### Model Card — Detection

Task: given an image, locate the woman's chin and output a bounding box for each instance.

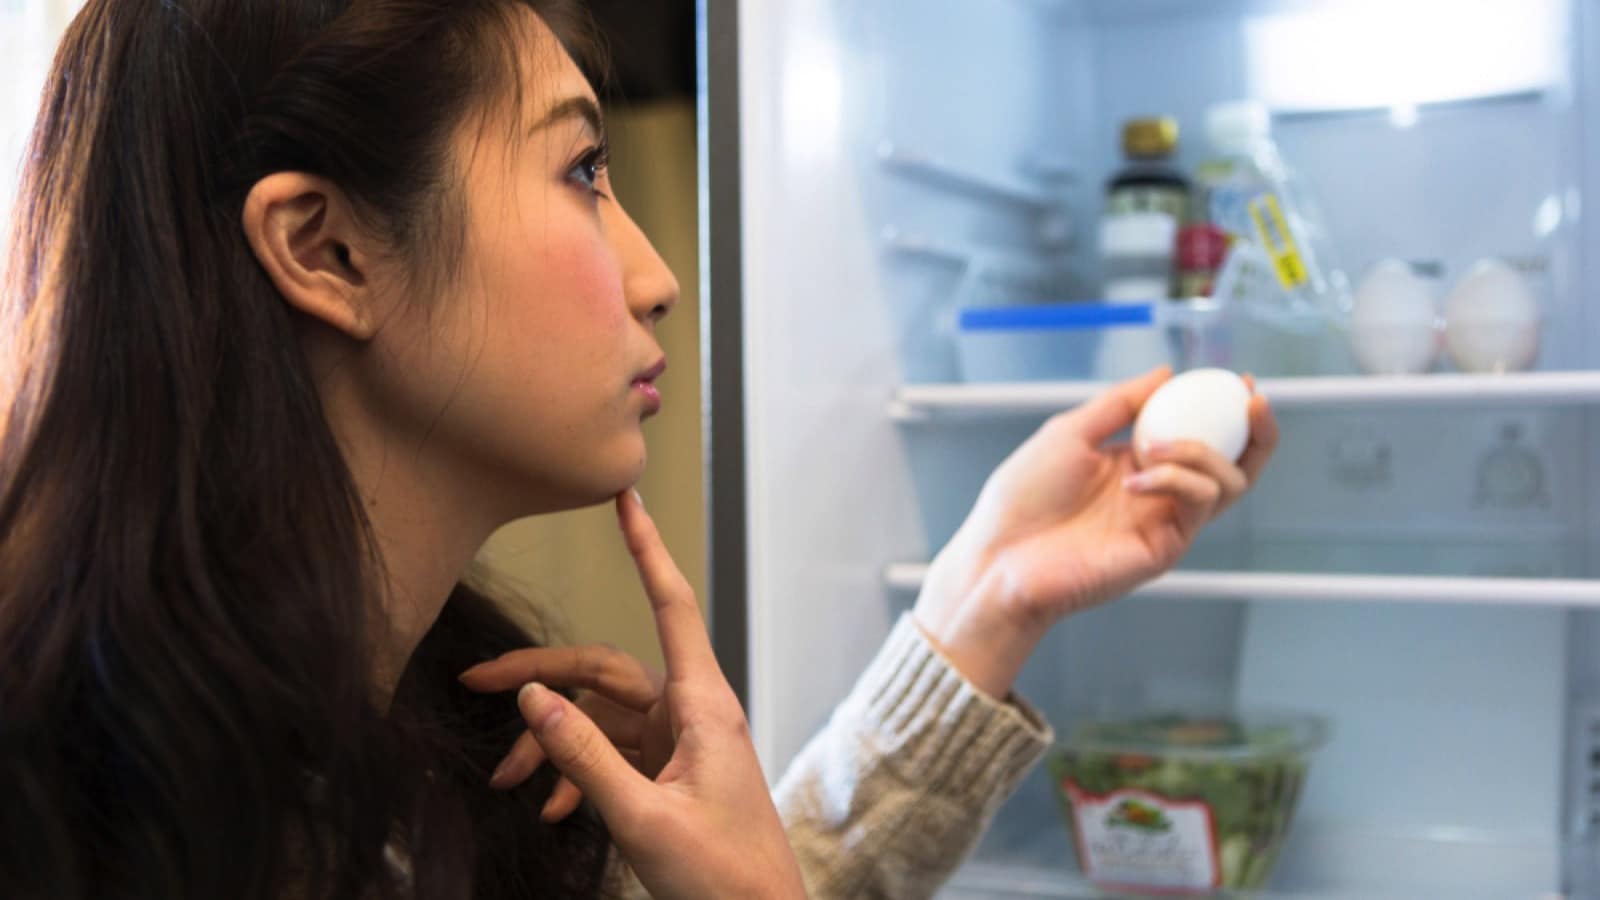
[488,432,650,517]
[605,444,648,496]
[545,456,647,514]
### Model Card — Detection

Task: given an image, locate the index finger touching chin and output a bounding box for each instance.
[615,491,722,687]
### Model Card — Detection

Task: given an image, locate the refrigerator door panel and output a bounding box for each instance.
[737,0,1091,771]
[738,0,924,770]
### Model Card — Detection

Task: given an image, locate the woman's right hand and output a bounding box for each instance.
[509,490,807,900]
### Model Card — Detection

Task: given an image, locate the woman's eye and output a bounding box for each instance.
[568,144,610,197]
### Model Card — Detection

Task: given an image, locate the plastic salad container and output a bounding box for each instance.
[955,301,1231,383]
[1049,712,1327,896]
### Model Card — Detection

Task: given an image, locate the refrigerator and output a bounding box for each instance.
[700,0,1600,896]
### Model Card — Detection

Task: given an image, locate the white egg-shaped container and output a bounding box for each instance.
[1349,260,1440,375]
[1444,259,1541,374]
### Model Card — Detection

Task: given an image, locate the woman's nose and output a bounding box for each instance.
[617,205,679,325]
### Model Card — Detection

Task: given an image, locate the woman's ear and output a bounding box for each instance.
[242,173,382,341]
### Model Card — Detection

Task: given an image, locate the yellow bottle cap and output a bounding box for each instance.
[1123,117,1180,159]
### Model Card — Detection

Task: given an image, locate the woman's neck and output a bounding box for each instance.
[361,471,491,708]
[315,374,501,709]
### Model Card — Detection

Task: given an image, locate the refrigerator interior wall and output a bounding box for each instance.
[740,0,1599,893]
[1004,0,1587,893]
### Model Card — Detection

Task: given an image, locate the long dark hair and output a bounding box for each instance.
[0,1,615,897]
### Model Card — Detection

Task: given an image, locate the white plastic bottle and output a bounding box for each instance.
[1094,213,1177,380]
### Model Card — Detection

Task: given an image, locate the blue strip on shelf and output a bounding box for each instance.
[958,303,1156,332]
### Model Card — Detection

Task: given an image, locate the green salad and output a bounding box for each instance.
[1050,713,1325,895]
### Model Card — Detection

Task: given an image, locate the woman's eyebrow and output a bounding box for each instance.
[530,95,605,137]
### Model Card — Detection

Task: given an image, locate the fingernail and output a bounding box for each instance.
[489,756,515,790]
[631,489,644,508]
[519,683,563,732]
[1124,472,1153,492]
[1143,440,1173,458]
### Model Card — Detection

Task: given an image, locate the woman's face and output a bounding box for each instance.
[363,13,679,518]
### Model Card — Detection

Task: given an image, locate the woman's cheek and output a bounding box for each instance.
[573,228,628,324]
[530,222,627,323]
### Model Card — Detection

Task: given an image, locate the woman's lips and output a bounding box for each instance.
[634,380,662,413]
[634,358,666,414]
[636,359,667,382]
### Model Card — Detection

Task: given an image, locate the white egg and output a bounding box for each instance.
[1444,259,1541,374]
[1134,368,1253,465]
[1348,260,1439,375]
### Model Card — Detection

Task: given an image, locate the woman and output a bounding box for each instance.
[0,1,1277,898]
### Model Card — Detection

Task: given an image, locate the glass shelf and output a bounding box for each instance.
[943,819,1569,899]
[942,865,1537,900]
[886,535,1600,608]
[889,565,1600,609]
[1181,534,1595,581]
[890,372,1600,422]
[943,856,1563,900]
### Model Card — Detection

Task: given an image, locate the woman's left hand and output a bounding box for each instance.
[914,367,1279,699]
[459,643,674,822]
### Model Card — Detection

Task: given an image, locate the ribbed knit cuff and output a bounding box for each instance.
[840,614,1053,798]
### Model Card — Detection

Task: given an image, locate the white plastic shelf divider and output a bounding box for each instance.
[885,563,1600,608]
[878,140,1064,210]
[890,371,1600,422]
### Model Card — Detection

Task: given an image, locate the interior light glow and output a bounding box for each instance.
[1245,0,1568,113]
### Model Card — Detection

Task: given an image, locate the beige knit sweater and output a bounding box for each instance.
[622,614,1054,899]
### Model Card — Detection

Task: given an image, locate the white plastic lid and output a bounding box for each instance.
[1060,712,1329,760]
[1206,100,1272,156]
[1100,212,1178,258]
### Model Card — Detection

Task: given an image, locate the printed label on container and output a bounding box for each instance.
[1247,193,1309,291]
[1065,782,1220,893]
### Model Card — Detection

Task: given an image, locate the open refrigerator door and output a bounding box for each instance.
[708,0,1600,895]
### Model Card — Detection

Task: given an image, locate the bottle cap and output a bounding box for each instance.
[1122,117,1180,160]
[1206,100,1272,156]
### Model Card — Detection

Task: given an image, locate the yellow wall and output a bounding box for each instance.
[478,100,704,669]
